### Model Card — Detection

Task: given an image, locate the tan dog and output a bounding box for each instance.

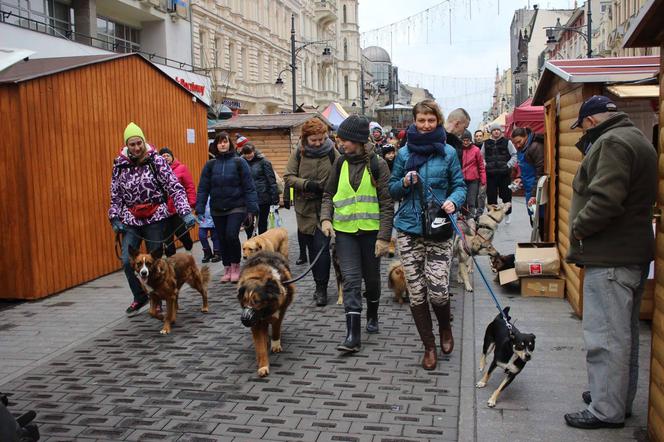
[242,227,289,260]
[387,261,409,304]
[129,250,210,334]
[238,251,295,377]
[453,203,510,292]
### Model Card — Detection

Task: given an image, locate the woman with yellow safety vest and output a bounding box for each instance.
[321,115,394,353]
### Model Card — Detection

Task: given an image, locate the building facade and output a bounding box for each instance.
[191,0,362,114]
[0,0,212,103]
[604,0,659,57]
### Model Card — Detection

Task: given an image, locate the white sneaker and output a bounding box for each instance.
[505,214,511,224]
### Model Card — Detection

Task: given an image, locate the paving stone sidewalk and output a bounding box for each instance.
[0,209,462,441]
[0,204,652,441]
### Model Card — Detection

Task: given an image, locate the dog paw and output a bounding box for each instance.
[201,307,209,313]
[160,328,170,335]
[336,298,343,305]
[465,286,473,292]
[271,339,282,353]
[257,366,269,377]
[475,381,486,388]
[487,399,496,408]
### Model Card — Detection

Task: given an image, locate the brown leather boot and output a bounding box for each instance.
[432,302,454,354]
[410,303,437,370]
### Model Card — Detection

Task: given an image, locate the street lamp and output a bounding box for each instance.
[544,1,593,58]
[273,13,332,112]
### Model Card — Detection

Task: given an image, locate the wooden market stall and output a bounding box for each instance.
[623,1,664,439]
[0,53,209,300]
[532,55,660,319]
[208,113,333,179]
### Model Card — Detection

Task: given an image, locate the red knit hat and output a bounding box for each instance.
[397,130,406,140]
[236,134,249,148]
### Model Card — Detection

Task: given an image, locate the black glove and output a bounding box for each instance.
[304,180,323,194]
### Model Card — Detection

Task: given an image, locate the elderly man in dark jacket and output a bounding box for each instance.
[564,96,657,430]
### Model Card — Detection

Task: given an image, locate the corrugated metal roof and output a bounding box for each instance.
[0,53,129,83]
[544,56,660,83]
[532,55,660,105]
[209,113,332,130]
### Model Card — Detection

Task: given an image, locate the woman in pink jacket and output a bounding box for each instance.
[160,147,197,256]
[461,131,486,219]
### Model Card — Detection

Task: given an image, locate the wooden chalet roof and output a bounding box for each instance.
[532,55,660,105]
[210,113,332,130]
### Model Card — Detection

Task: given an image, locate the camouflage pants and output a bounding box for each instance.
[396,231,453,307]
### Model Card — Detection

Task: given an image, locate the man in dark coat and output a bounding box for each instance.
[444,108,470,165]
[564,96,657,430]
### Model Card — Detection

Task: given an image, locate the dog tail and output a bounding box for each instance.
[200,265,211,289]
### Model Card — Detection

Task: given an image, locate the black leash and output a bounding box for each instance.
[413,173,513,331]
[282,235,332,285]
[113,221,194,261]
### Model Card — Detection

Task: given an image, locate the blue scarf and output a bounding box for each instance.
[404,124,447,171]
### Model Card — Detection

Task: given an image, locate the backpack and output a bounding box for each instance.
[335,153,382,186]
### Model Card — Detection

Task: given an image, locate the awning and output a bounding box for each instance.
[505,98,545,137]
[606,84,660,98]
[321,102,349,130]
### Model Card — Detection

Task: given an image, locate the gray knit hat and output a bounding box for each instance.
[337,115,370,143]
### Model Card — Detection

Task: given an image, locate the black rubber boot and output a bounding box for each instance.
[366,300,379,334]
[202,249,213,263]
[314,282,328,306]
[337,313,361,352]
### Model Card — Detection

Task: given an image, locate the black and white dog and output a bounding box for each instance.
[476,307,536,407]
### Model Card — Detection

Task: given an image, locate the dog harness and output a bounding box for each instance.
[332,160,380,233]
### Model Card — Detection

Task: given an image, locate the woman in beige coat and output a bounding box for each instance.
[283,117,340,306]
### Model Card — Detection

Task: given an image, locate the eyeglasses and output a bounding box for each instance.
[128,140,143,147]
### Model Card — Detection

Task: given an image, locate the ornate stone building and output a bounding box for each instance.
[191,0,361,114]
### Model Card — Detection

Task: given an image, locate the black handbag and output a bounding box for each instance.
[418,183,453,241]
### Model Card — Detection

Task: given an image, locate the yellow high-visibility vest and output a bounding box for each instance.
[332,160,380,233]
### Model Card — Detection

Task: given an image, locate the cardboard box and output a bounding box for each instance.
[521,277,565,298]
[498,268,519,285]
[515,242,560,277]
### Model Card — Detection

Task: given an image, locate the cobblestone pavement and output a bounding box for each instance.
[0,209,462,441]
[0,203,652,441]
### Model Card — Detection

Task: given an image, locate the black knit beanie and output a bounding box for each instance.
[159,147,174,157]
[337,115,370,144]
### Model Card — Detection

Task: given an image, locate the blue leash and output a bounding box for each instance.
[413,175,513,330]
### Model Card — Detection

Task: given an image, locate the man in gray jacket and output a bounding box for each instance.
[564,96,657,429]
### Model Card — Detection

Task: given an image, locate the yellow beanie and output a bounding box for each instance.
[124,122,145,144]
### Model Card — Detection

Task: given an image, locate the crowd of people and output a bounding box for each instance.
[108,95,655,430]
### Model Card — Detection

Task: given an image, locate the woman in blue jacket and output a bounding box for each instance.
[197,132,258,283]
[389,100,466,371]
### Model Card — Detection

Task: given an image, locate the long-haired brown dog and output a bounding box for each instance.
[237,251,295,377]
[129,248,210,334]
[387,261,409,304]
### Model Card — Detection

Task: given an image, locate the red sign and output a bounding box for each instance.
[529,263,543,276]
[175,76,205,95]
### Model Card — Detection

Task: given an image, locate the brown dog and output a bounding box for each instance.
[387,261,409,304]
[242,227,289,260]
[237,251,295,377]
[129,249,210,334]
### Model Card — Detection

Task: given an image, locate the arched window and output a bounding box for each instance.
[343,38,348,61]
[343,4,347,23]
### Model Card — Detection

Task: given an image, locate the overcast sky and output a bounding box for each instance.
[358,0,575,129]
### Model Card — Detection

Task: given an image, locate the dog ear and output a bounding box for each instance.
[237,286,246,303]
[128,245,139,259]
[264,278,280,295]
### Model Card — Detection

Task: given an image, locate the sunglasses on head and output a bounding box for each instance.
[128,140,143,147]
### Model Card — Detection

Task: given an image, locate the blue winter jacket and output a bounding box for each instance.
[196,153,259,216]
[389,144,466,236]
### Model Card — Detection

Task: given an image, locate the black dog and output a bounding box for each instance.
[475,307,536,407]
[489,252,515,274]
